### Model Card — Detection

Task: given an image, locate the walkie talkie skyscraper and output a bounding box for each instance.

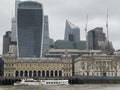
[16,1,44,58]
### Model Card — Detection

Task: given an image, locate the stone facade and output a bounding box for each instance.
[75,55,120,77]
[3,54,72,78]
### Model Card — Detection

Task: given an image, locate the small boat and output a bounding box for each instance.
[14,78,40,86]
[40,80,69,85]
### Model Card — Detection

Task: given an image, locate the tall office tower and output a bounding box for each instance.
[16,1,44,58]
[11,18,17,42]
[42,15,49,56]
[0,58,4,76]
[3,31,11,54]
[11,16,50,56]
[64,20,80,42]
[88,27,106,50]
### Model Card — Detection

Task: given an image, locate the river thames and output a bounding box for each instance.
[0,84,120,90]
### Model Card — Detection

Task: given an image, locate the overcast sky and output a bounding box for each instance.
[0,0,120,54]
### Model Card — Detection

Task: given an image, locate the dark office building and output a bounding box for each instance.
[88,27,106,50]
[16,1,44,58]
[3,31,11,54]
[0,58,4,77]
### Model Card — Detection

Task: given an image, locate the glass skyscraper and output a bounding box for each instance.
[88,27,106,50]
[42,15,49,56]
[64,20,80,42]
[16,1,44,58]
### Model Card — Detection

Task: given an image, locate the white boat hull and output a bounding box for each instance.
[14,79,69,86]
[40,80,69,85]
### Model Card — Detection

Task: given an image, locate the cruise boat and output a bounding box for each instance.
[14,78,40,86]
[14,78,69,86]
[40,80,69,85]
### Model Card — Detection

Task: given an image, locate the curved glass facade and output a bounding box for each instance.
[17,1,43,57]
[64,20,80,42]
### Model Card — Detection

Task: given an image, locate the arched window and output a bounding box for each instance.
[38,71,41,77]
[50,70,53,77]
[46,70,49,77]
[25,71,28,77]
[87,72,89,76]
[20,71,23,77]
[33,71,36,77]
[42,70,45,77]
[55,70,58,77]
[59,70,62,77]
[16,71,19,77]
[29,71,32,77]
[83,73,84,76]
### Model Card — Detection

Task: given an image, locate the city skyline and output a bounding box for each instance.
[0,0,120,54]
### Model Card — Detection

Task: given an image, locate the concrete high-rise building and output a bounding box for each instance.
[98,40,114,54]
[64,20,80,42]
[88,27,106,50]
[16,1,44,58]
[3,31,11,54]
[42,15,49,56]
[9,41,17,55]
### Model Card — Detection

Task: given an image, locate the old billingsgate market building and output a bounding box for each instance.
[3,54,72,78]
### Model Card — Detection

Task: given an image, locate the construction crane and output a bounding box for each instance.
[85,14,88,50]
[106,8,109,41]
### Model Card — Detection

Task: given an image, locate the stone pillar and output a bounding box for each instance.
[28,70,29,78]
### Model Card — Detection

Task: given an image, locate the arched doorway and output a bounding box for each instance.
[55,70,58,77]
[38,71,41,77]
[20,71,23,77]
[25,71,28,77]
[46,70,49,77]
[50,70,53,77]
[42,70,45,77]
[59,70,62,77]
[15,71,19,77]
[33,71,36,77]
[29,71,32,77]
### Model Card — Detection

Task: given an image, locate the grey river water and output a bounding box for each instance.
[0,85,120,90]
